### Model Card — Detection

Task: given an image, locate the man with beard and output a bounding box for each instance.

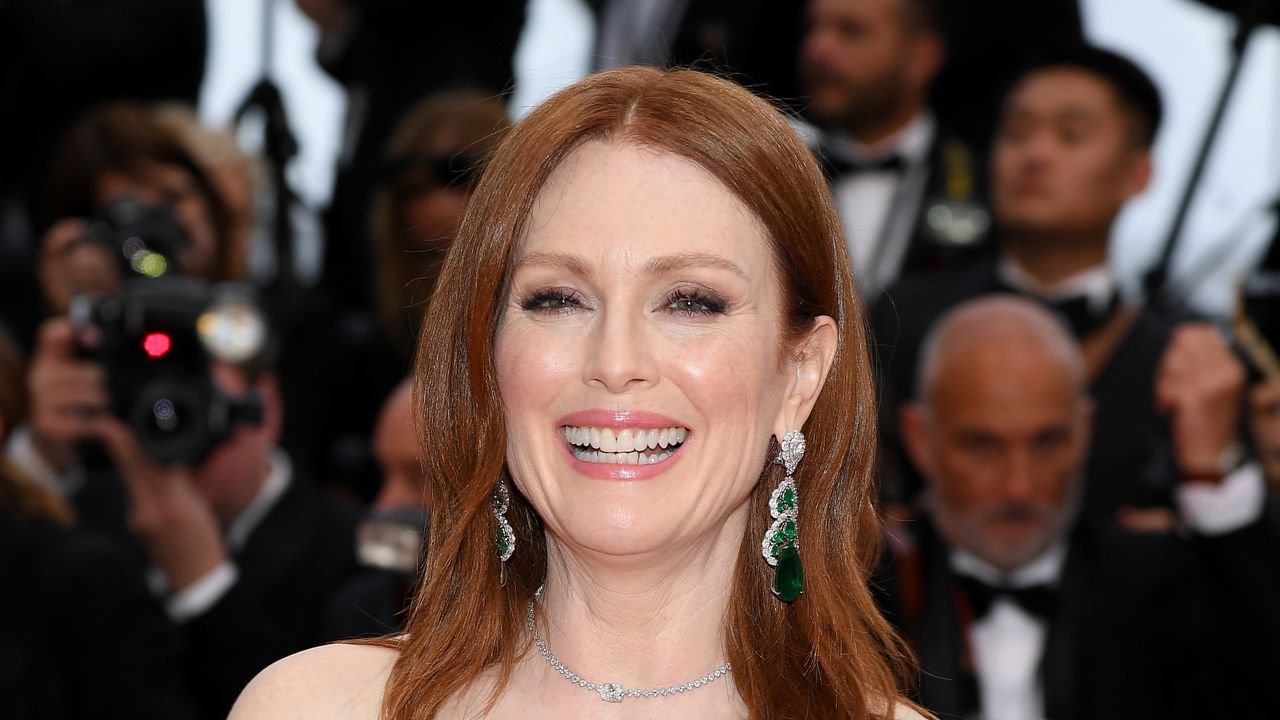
[879,296,1276,719]
[797,0,992,296]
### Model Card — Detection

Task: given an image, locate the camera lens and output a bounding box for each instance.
[151,398,179,433]
[131,380,209,464]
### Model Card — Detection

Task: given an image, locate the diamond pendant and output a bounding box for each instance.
[596,683,624,703]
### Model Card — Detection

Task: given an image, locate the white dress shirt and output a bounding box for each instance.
[950,467,1266,720]
[826,113,936,297]
[997,256,1118,318]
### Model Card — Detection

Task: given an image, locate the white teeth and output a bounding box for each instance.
[569,446,676,465]
[561,423,688,466]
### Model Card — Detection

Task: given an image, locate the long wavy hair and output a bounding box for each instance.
[375,67,917,719]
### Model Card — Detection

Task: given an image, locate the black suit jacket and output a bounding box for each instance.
[0,508,196,720]
[179,477,362,718]
[870,256,1188,524]
[586,0,806,111]
[876,515,1278,720]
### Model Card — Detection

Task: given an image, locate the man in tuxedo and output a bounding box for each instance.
[796,0,992,297]
[870,45,1213,524]
[882,296,1274,719]
[16,318,361,719]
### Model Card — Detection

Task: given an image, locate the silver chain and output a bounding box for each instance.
[526,587,731,703]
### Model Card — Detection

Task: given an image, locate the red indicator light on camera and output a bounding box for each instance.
[143,332,172,358]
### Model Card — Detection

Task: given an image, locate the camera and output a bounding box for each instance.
[356,507,430,575]
[70,278,271,465]
[82,197,190,280]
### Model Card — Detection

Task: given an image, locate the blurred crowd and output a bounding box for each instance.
[0,1,1277,719]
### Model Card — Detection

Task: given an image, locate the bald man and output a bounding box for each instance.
[371,379,426,513]
[879,296,1277,720]
[323,379,427,639]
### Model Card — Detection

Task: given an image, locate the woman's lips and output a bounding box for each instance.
[554,410,689,480]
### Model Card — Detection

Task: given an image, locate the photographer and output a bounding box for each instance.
[8,104,363,718]
[21,305,361,718]
[13,102,239,505]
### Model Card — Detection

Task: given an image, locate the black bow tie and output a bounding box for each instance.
[1048,292,1120,338]
[821,151,906,180]
[957,575,1057,621]
[993,279,1121,338]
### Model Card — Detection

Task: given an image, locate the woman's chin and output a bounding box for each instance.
[552,514,684,562]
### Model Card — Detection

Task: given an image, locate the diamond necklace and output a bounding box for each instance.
[526,586,732,704]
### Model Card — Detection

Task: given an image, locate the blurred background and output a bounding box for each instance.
[195,0,1279,315]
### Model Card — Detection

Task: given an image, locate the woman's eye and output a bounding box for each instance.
[520,288,585,314]
[663,289,726,316]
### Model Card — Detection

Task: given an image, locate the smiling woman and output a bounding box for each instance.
[231,67,925,720]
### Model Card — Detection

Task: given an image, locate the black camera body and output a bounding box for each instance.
[71,278,270,465]
[83,197,191,280]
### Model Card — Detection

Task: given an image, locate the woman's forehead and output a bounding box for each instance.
[516,141,772,275]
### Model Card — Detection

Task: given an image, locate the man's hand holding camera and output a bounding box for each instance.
[28,318,109,473]
[28,316,229,595]
[96,417,228,594]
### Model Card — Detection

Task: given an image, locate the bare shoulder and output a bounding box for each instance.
[229,643,399,720]
[888,703,932,720]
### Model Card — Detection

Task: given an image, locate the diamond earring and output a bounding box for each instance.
[493,481,515,564]
[761,430,805,602]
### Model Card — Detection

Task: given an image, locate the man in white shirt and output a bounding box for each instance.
[798,0,991,296]
[885,295,1273,720]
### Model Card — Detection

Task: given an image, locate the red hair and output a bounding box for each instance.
[375,67,918,719]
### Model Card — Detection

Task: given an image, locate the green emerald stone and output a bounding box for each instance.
[772,544,804,602]
[783,488,795,505]
[783,521,796,539]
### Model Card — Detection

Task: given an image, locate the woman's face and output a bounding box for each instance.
[495,141,802,560]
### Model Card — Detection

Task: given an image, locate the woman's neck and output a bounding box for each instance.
[1003,231,1110,286]
[516,508,747,717]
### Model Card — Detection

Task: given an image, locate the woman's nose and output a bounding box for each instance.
[582,305,660,393]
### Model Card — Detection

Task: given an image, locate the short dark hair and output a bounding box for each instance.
[1006,44,1163,147]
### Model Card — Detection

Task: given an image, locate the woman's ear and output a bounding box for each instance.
[774,316,838,439]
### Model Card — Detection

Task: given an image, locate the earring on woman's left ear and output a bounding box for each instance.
[762,430,805,602]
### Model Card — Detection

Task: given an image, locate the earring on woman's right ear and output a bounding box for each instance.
[762,430,805,602]
[493,481,515,584]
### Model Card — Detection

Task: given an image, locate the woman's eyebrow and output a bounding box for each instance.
[514,251,592,278]
[515,251,749,281]
[644,253,747,280]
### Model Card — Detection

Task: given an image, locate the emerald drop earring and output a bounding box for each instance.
[493,481,515,563]
[761,430,805,602]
